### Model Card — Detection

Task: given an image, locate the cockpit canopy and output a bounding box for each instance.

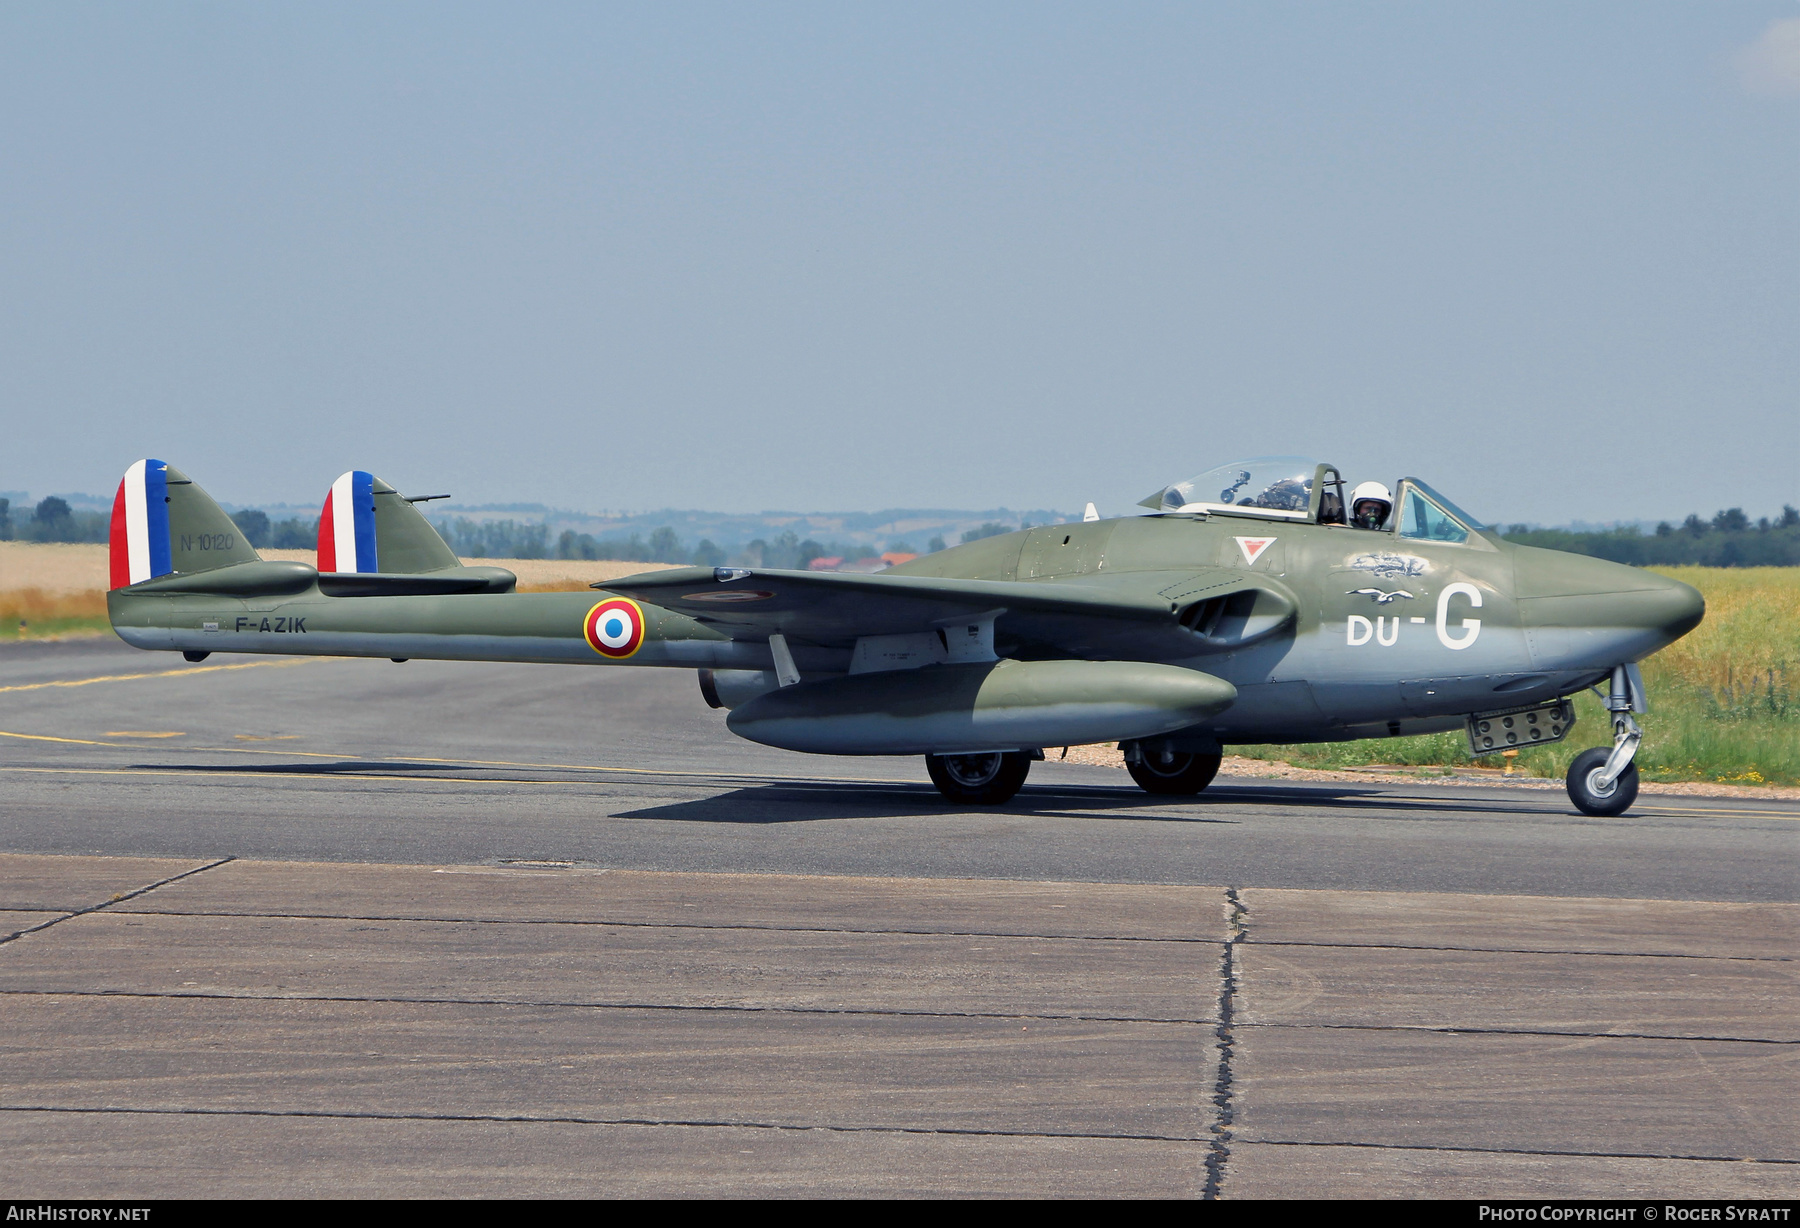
[1139,457,1490,539]
[1140,456,1322,519]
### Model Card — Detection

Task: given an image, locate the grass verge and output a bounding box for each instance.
[0,589,111,640]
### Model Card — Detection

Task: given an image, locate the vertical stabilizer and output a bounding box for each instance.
[317,471,462,574]
[108,460,260,589]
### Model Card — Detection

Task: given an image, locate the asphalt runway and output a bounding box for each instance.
[2,640,1796,900]
[2,639,1797,1197]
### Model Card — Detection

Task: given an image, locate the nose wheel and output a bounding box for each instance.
[925,752,1032,804]
[1566,666,1644,817]
[1566,746,1639,816]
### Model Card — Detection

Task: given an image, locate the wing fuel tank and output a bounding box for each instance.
[725,659,1236,755]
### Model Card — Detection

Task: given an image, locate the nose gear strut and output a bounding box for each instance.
[1566,664,1646,816]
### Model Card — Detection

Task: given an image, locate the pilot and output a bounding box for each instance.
[1350,481,1392,530]
[1260,475,1311,512]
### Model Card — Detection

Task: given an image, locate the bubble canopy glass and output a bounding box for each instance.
[1146,456,1323,520]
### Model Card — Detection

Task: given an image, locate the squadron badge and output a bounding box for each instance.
[1351,551,1427,580]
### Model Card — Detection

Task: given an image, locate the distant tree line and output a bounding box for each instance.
[960,522,1015,544]
[550,526,928,569]
[226,510,319,550]
[553,526,719,565]
[1500,505,1800,567]
[547,523,1026,567]
[0,496,109,543]
[435,518,551,559]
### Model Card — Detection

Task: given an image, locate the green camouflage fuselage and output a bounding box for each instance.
[109,508,1703,748]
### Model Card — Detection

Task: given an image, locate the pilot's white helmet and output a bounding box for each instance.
[1351,481,1392,507]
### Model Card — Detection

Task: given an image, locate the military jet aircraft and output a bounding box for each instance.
[104,456,1703,816]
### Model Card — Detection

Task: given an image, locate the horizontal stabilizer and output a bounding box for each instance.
[130,559,315,597]
[317,567,517,597]
[120,559,517,599]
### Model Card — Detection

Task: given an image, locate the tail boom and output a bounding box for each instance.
[102,458,777,671]
[108,579,770,670]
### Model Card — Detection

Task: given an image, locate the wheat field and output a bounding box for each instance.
[0,542,673,637]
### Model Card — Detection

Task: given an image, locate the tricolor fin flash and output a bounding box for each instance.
[109,459,259,589]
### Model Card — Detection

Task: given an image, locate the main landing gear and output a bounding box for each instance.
[923,740,1226,805]
[1124,743,1223,795]
[925,751,1033,805]
[1566,664,1645,817]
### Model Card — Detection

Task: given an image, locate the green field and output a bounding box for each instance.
[1236,567,1800,785]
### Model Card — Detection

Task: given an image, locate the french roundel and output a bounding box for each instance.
[584,598,646,659]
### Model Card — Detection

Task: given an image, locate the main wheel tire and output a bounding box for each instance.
[1127,749,1224,796]
[926,751,1032,805]
[1566,746,1639,817]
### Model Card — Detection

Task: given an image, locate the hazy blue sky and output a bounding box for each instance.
[4,3,1796,523]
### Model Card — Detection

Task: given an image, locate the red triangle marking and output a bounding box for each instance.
[1236,536,1276,566]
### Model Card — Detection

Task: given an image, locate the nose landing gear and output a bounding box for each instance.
[1566,664,1645,817]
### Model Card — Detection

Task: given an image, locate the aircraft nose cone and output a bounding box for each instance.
[1639,571,1705,642]
[1514,545,1705,663]
[1594,567,1707,640]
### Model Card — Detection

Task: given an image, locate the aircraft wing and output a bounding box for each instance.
[598,565,1291,657]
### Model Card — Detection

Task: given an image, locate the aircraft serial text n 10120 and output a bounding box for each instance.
[105,457,1704,815]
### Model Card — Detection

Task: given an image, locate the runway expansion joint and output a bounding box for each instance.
[1201,886,1245,1200]
[0,855,235,949]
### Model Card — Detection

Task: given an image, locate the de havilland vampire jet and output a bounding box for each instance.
[105,457,1704,815]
